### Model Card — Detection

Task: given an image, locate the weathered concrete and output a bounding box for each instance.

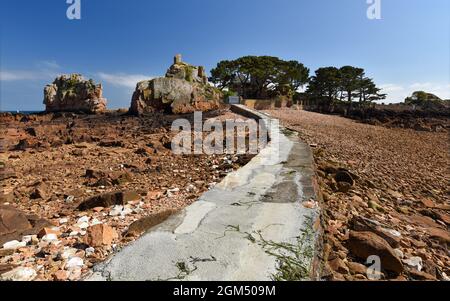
[86,105,321,281]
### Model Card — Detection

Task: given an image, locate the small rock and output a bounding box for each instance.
[85,247,95,257]
[21,235,34,244]
[337,182,352,193]
[3,240,27,250]
[351,195,363,204]
[393,248,404,259]
[109,205,124,216]
[68,267,82,281]
[347,261,367,275]
[76,216,90,229]
[90,218,102,226]
[148,191,162,200]
[0,267,36,281]
[0,193,14,204]
[387,189,402,199]
[30,183,49,200]
[41,234,58,242]
[84,224,118,247]
[0,248,15,257]
[403,256,423,272]
[38,227,60,238]
[66,256,84,270]
[53,270,68,281]
[59,247,78,260]
[328,258,349,274]
[419,199,435,208]
[121,207,133,217]
[302,200,318,209]
[92,207,104,212]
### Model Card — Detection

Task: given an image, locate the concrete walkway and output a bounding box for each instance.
[87,105,321,281]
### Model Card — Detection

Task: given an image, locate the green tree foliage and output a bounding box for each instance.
[307,66,386,105]
[404,91,448,108]
[306,67,341,106]
[209,56,309,99]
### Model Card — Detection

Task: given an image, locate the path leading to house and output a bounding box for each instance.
[86,105,321,281]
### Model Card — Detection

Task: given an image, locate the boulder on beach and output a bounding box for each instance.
[44,74,107,114]
[129,54,222,115]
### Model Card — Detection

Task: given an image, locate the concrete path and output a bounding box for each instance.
[87,105,321,281]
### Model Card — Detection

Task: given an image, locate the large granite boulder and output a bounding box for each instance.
[44,74,107,114]
[129,55,222,115]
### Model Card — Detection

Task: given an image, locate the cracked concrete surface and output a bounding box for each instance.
[86,105,321,281]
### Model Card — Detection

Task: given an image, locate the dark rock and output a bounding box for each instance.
[25,127,37,137]
[85,169,107,179]
[14,139,29,151]
[335,171,354,186]
[337,182,352,193]
[110,171,132,186]
[77,191,141,211]
[125,210,175,237]
[99,140,125,147]
[409,269,437,281]
[30,183,49,200]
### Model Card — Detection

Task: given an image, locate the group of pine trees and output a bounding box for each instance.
[209,56,386,105]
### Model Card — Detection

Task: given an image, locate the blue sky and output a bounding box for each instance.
[1,0,449,110]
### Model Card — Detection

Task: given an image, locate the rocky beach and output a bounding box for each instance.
[265,108,449,280]
[0,109,255,281]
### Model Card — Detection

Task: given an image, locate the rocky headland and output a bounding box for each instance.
[129,54,222,115]
[44,74,107,114]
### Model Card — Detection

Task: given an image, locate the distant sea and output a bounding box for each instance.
[1,111,41,115]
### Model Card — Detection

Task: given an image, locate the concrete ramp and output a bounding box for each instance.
[87,105,322,281]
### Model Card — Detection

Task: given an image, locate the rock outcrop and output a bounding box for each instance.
[130,55,222,115]
[44,74,107,114]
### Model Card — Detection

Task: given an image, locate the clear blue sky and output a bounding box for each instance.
[1,0,449,110]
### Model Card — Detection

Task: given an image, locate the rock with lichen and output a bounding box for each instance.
[129,55,222,115]
[44,74,107,114]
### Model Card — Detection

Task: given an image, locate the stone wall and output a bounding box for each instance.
[242,97,293,110]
